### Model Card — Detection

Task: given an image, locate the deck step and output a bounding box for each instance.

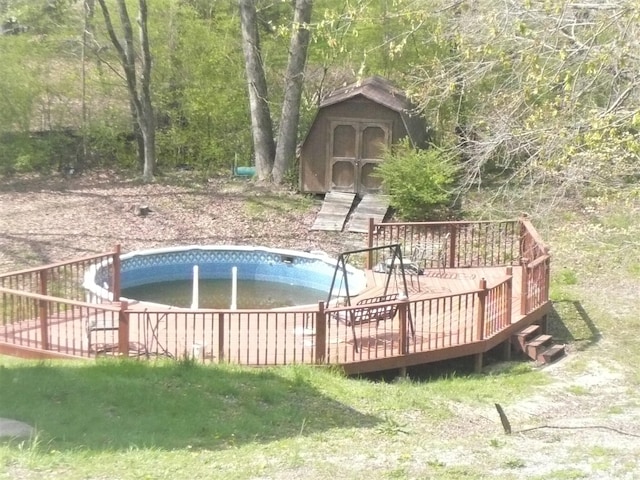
[525,334,553,360]
[538,344,566,364]
[514,324,541,351]
[513,325,567,365]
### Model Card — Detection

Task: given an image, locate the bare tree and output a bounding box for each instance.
[272,0,312,184]
[405,0,640,207]
[97,0,156,182]
[239,0,275,181]
[239,0,313,184]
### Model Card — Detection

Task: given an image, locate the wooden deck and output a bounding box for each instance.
[0,265,549,374]
[0,218,552,374]
[327,265,549,374]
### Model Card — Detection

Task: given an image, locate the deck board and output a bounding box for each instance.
[310,191,356,231]
[346,194,390,233]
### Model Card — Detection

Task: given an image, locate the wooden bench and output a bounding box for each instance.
[332,293,399,351]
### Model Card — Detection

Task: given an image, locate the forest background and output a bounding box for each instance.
[1,0,639,211]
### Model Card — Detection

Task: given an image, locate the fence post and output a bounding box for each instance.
[520,259,529,315]
[506,267,513,327]
[367,218,375,269]
[399,300,408,355]
[519,217,529,261]
[474,352,483,373]
[112,244,121,302]
[39,270,49,350]
[475,278,487,341]
[544,257,551,303]
[448,224,457,268]
[315,302,326,364]
[118,300,129,357]
[217,312,225,363]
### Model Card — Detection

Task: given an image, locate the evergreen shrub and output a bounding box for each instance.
[375,139,459,220]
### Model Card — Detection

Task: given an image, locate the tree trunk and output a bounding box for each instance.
[239,0,275,181]
[129,99,145,168]
[97,0,156,182]
[272,0,313,184]
[137,0,155,182]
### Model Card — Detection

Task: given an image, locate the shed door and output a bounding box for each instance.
[328,120,391,195]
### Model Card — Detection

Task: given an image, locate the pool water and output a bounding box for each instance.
[122,278,327,309]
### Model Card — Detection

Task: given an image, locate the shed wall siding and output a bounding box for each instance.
[300,113,326,193]
[300,97,411,194]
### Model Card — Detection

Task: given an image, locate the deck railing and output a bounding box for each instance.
[406,289,480,353]
[519,218,550,315]
[0,274,515,367]
[0,247,121,303]
[125,308,318,366]
[0,219,549,367]
[323,297,409,363]
[0,248,121,358]
[482,273,514,338]
[369,217,549,316]
[318,271,513,364]
[367,219,521,269]
[0,286,121,358]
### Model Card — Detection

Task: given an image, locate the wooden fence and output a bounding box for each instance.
[0,247,121,302]
[0,248,121,357]
[0,218,549,369]
[367,219,521,269]
[519,218,551,314]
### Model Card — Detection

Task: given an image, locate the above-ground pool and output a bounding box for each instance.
[84,246,367,309]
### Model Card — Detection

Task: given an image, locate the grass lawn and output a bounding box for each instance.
[0,359,547,480]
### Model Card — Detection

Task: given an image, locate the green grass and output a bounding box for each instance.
[1,361,365,451]
[554,268,578,286]
[243,193,314,219]
[459,184,640,477]
[534,469,589,480]
[0,359,546,479]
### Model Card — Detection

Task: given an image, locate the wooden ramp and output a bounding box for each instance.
[346,194,390,233]
[310,191,357,231]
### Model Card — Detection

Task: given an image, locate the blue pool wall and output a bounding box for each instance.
[85,245,367,305]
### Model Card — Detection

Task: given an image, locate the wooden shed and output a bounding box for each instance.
[299,76,428,195]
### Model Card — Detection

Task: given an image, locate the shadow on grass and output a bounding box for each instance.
[548,300,601,348]
[0,360,379,451]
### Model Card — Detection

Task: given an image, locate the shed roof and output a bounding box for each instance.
[319,76,427,148]
[320,76,409,110]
